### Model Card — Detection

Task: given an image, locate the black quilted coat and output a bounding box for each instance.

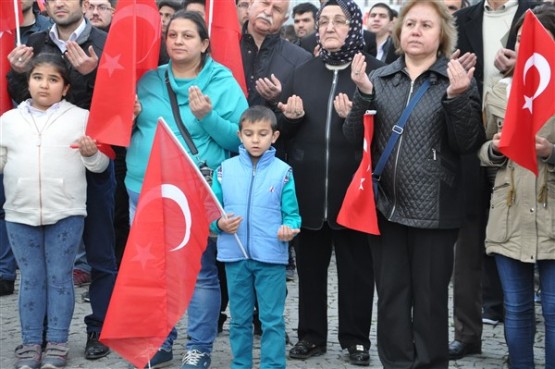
[344,56,485,229]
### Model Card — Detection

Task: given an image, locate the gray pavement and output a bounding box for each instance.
[0,255,547,369]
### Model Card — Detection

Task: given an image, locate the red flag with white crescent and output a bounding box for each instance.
[86,0,161,148]
[100,119,222,369]
[0,0,23,113]
[498,10,555,175]
[337,112,379,235]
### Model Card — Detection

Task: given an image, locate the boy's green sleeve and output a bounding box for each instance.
[281,169,301,230]
[209,167,224,234]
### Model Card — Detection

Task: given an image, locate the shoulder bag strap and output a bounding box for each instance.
[372,78,431,184]
[165,70,199,156]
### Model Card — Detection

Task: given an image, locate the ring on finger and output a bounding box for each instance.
[17,57,23,62]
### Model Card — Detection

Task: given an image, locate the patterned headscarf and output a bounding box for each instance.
[317,0,365,66]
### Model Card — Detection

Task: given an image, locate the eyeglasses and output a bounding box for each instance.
[236,2,249,9]
[318,17,350,28]
[88,4,112,12]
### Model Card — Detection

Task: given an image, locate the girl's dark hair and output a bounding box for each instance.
[166,10,211,68]
[239,105,278,131]
[514,4,555,39]
[26,53,70,86]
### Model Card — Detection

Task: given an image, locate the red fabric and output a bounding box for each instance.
[1,0,22,114]
[337,113,379,235]
[205,0,247,95]
[498,10,555,175]
[100,120,221,369]
[1,30,15,114]
[86,0,160,148]
[36,0,46,13]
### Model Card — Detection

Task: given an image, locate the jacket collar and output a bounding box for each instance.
[238,145,277,169]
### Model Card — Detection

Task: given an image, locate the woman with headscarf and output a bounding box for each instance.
[344,0,484,367]
[278,0,383,366]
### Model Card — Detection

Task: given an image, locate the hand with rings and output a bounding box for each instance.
[8,45,34,73]
[333,93,353,119]
[350,53,373,95]
[277,94,305,120]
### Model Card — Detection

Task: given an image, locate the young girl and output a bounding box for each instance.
[0,53,109,369]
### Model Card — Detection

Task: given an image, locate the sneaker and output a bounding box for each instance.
[15,344,42,369]
[41,342,69,369]
[73,269,91,287]
[143,349,173,368]
[81,291,90,303]
[482,317,500,325]
[286,268,295,282]
[180,349,211,369]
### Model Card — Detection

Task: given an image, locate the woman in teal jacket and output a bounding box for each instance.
[125,10,248,369]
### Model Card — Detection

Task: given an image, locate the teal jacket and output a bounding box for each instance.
[211,146,301,264]
[126,57,248,193]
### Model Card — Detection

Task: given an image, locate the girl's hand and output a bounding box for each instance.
[491,132,502,152]
[334,93,352,118]
[277,225,300,242]
[446,59,474,98]
[277,95,305,120]
[76,136,99,157]
[189,86,212,121]
[217,213,242,234]
[351,53,373,95]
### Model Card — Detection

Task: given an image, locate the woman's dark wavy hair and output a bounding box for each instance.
[166,10,211,68]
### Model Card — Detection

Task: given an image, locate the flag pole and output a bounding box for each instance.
[13,0,21,45]
[207,0,214,37]
[157,118,249,259]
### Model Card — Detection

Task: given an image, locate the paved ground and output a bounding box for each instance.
[0,254,547,369]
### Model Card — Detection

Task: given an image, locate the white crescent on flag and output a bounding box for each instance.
[522,52,551,113]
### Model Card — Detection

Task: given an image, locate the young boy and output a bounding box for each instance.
[211,105,301,369]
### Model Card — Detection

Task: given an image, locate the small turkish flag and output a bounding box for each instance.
[498,10,555,175]
[100,119,222,369]
[337,112,379,235]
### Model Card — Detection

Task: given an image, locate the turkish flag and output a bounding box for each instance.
[498,10,555,175]
[100,119,222,369]
[205,0,247,95]
[0,0,22,114]
[337,112,379,235]
[86,0,161,148]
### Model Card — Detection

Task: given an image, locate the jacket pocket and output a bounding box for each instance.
[486,183,510,243]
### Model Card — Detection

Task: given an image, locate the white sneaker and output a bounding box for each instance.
[180,349,211,369]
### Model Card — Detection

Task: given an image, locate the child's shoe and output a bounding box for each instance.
[40,342,69,369]
[14,344,41,369]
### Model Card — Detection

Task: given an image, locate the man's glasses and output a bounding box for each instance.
[88,4,112,12]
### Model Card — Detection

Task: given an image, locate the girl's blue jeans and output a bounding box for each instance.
[6,216,84,344]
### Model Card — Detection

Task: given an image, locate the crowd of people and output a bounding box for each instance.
[1,0,554,369]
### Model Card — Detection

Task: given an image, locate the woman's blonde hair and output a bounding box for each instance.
[391,0,458,58]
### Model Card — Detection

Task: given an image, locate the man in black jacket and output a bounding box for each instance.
[7,0,117,361]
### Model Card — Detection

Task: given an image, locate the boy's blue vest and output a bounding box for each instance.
[217,147,291,265]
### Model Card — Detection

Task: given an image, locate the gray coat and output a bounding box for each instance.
[344,56,484,229]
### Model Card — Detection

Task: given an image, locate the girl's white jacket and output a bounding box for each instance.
[0,100,109,226]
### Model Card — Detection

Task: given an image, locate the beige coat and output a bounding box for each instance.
[479,77,555,263]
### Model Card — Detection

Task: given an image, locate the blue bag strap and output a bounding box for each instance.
[372,78,431,190]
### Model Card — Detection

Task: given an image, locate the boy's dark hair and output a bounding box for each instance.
[158,0,182,12]
[369,2,394,20]
[239,106,278,131]
[184,0,206,10]
[26,53,70,86]
[293,2,318,19]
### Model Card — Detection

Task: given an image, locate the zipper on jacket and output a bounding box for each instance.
[37,133,43,225]
[388,79,415,220]
[245,163,257,257]
[323,69,339,221]
[432,148,437,160]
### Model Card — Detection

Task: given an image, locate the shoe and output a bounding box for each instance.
[0,278,15,296]
[144,349,173,368]
[73,269,91,287]
[348,344,370,366]
[85,332,110,360]
[285,332,290,345]
[448,340,481,360]
[15,344,42,369]
[535,289,542,304]
[289,340,326,360]
[180,349,211,369]
[482,317,500,325]
[253,317,262,336]
[286,268,295,282]
[41,342,69,369]
[81,291,90,303]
